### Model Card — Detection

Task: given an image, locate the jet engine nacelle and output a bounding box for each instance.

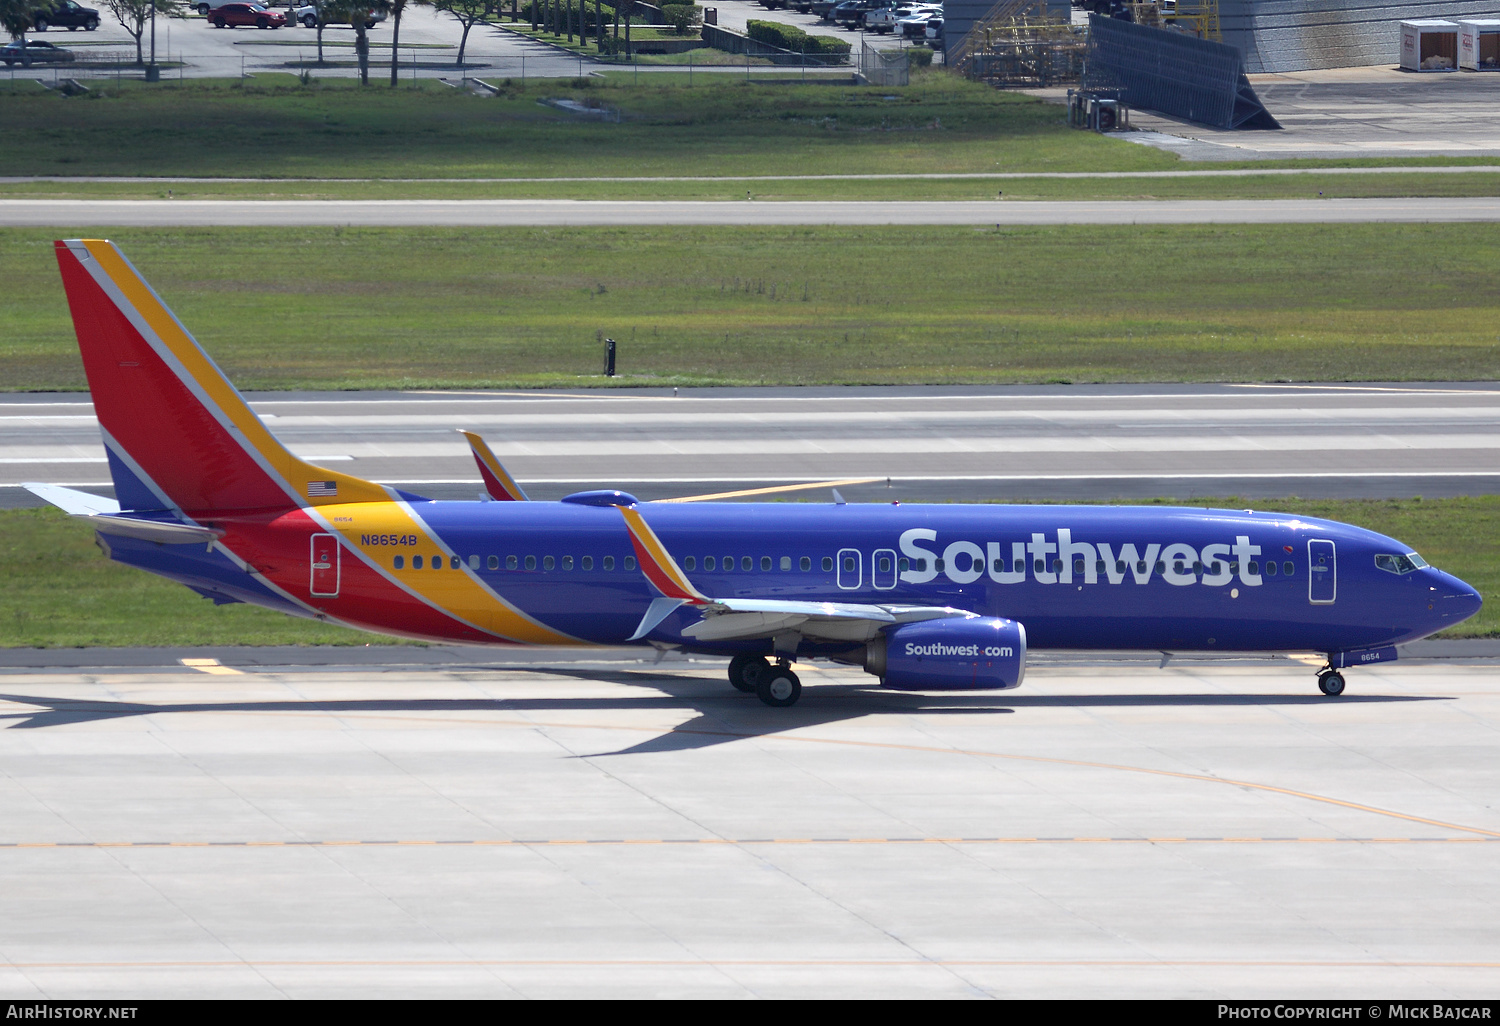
[866,617,1027,691]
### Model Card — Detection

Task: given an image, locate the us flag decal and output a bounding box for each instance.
[307,481,338,498]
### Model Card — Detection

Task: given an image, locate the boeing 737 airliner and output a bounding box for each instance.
[25,240,1483,706]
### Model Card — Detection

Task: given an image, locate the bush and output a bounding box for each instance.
[661,2,701,33]
[806,33,851,55]
[746,19,848,55]
[907,45,933,67]
[522,0,620,33]
[746,18,807,51]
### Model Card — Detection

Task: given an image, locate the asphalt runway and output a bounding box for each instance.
[0,649,1497,998]
[5,197,1500,227]
[5,383,1499,507]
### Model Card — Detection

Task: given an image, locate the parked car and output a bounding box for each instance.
[287,2,387,28]
[31,1,100,31]
[833,0,895,29]
[810,0,843,20]
[0,38,77,64]
[868,2,937,33]
[924,14,943,47]
[898,6,940,37]
[205,2,286,27]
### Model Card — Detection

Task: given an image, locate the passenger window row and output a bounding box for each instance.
[392,554,639,572]
[388,550,1294,580]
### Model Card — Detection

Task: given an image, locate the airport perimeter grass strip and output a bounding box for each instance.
[2,170,1499,201]
[2,496,1494,647]
[3,75,1498,184]
[6,224,1500,391]
[0,72,1172,179]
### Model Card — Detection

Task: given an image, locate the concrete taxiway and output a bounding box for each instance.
[5,383,1499,507]
[5,196,1500,228]
[0,648,1497,998]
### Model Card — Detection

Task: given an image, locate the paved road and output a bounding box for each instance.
[0,655,1496,997]
[11,196,1500,226]
[6,383,1499,506]
[7,197,1500,226]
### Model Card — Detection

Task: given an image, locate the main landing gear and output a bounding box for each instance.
[1316,667,1346,697]
[727,653,803,708]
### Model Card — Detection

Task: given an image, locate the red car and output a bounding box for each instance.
[208,3,286,28]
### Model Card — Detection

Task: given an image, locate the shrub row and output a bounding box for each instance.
[745,18,852,55]
[522,0,623,34]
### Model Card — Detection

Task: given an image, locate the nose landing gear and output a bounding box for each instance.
[1317,667,1346,696]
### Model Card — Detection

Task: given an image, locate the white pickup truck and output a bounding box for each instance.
[866,2,938,34]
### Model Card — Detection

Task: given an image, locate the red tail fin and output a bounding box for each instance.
[54,239,388,515]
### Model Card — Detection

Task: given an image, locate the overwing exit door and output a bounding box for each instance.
[1308,539,1336,604]
[310,533,340,597]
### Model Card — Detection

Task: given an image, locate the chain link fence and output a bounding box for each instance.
[856,41,908,86]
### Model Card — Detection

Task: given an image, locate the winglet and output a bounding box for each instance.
[460,430,528,502]
[617,506,711,605]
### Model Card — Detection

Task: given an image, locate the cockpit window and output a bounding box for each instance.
[1375,553,1422,575]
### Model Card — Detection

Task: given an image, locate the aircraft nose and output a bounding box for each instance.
[1431,571,1482,625]
[1449,587,1483,621]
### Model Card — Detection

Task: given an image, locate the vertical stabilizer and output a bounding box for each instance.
[54,239,389,514]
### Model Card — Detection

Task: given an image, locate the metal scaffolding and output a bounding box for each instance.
[1124,0,1221,43]
[954,3,1086,87]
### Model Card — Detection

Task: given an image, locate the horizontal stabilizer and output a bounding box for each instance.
[80,514,225,546]
[22,482,121,517]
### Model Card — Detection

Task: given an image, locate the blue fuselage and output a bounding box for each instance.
[160,499,1471,658]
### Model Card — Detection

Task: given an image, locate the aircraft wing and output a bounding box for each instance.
[682,599,978,643]
[616,503,978,644]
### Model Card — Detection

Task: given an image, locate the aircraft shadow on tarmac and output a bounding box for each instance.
[0,666,1450,755]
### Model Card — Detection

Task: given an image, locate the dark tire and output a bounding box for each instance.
[213,16,225,26]
[365,19,375,28]
[86,17,98,29]
[756,668,801,708]
[1318,671,1345,697]
[727,653,767,693]
[33,17,48,30]
[302,14,316,26]
[257,17,269,27]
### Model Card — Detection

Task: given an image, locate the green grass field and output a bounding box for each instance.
[0,73,1174,179]
[3,497,1493,648]
[2,74,1497,199]
[5,224,1500,391]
